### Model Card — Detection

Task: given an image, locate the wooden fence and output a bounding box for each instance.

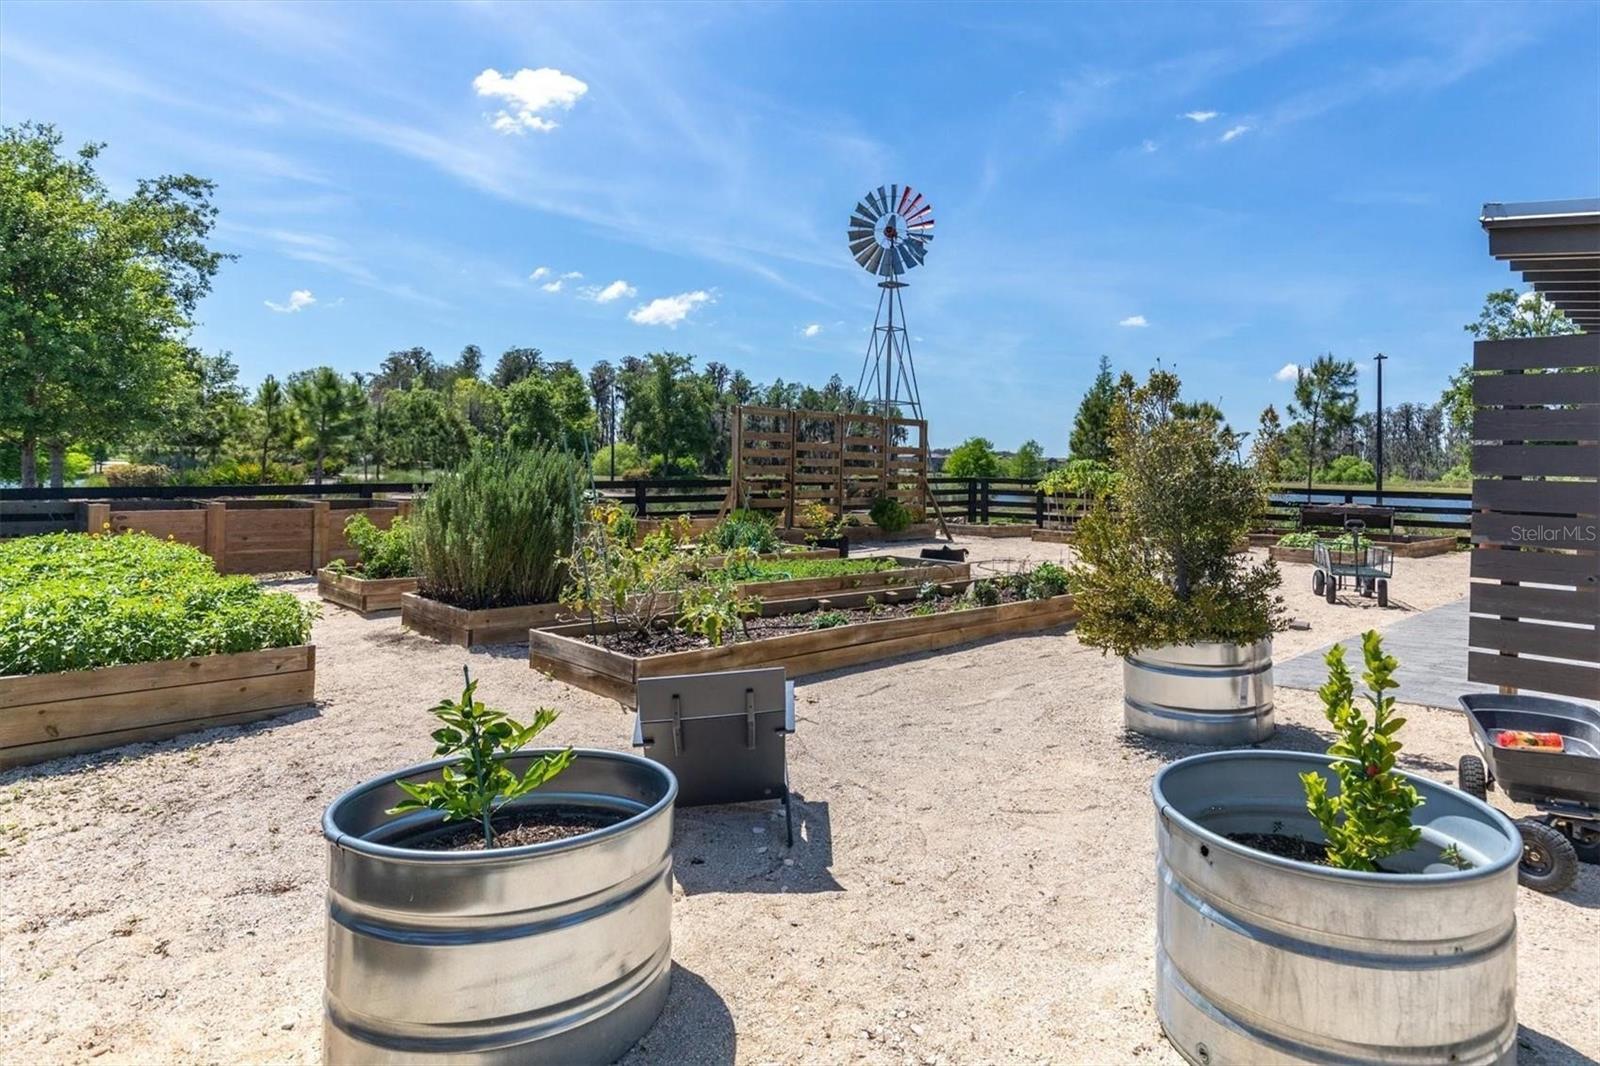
[1466,332,1599,701]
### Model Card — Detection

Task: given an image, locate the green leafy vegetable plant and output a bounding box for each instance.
[561,504,686,636]
[1300,631,1422,871]
[808,610,850,630]
[1026,561,1071,600]
[0,531,314,676]
[389,670,574,849]
[712,556,896,583]
[677,577,757,646]
[334,513,415,579]
[967,579,1001,607]
[704,509,780,554]
[869,494,912,533]
[798,500,846,543]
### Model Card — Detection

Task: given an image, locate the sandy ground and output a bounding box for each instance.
[2,539,1596,1065]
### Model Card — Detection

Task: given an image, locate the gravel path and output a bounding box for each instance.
[2,538,1595,1065]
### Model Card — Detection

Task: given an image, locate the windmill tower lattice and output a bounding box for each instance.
[849,184,933,420]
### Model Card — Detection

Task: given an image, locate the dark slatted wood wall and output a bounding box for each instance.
[1468,332,1600,700]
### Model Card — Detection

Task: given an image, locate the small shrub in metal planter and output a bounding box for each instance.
[322,676,677,1064]
[1069,369,1287,744]
[1151,635,1522,1064]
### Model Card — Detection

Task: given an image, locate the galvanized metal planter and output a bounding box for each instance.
[1153,750,1521,1065]
[323,749,677,1064]
[1124,640,1275,745]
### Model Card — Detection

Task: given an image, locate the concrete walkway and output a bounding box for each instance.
[1275,599,1494,711]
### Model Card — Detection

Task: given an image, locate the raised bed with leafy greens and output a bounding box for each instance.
[0,531,315,676]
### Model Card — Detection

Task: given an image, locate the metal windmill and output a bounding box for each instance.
[849,184,934,420]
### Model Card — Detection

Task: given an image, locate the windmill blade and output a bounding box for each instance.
[847,226,874,242]
[888,184,899,220]
[865,244,885,275]
[854,199,879,222]
[901,240,926,267]
[905,202,934,224]
[875,185,890,217]
[849,236,876,260]
[899,186,916,215]
[893,244,916,274]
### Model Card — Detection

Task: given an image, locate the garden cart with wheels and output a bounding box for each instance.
[1311,519,1394,607]
[1457,692,1600,894]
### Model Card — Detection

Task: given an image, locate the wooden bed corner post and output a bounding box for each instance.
[203,500,227,570]
[786,407,798,529]
[835,411,846,520]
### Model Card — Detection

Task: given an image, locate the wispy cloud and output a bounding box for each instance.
[264,288,316,313]
[583,279,637,303]
[473,67,588,134]
[801,323,822,337]
[1119,314,1148,328]
[529,266,550,280]
[222,223,451,310]
[1183,109,1220,122]
[1273,362,1300,382]
[1219,124,1251,142]
[629,290,712,327]
[561,271,584,280]
[540,280,564,293]
[1140,139,1160,153]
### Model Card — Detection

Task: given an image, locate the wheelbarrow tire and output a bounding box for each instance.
[1325,577,1337,604]
[1377,579,1389,608]
[1457,755,1488,801]
[1516,818,1578,894]
[1312,570,1325,596]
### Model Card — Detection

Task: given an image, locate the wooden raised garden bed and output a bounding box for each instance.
[725,555,969,599]
[530,584,1079,704]
[401,594,575,648]
[83,499,211,550]
[1268,534,1458,564]
[312,498,407,568]
[317,569,418,614]
[0,646,316,770]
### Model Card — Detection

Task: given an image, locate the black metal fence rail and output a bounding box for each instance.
[1,478,1475,539]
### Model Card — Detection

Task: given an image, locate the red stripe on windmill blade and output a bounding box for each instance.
[899,186,915,214]
[905,202,933,222]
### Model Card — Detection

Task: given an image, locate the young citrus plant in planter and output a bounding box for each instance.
[322,672,679,1062]
[1149,630,1523,1064]
[1070,368,1287,743]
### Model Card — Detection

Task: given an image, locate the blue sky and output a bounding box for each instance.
[3,1,1596,450]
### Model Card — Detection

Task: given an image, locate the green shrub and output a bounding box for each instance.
[1316,455,1376,485]
[705,509,781,554]
[339,513,416,579]
[1301,631,1422,871]
[412,445,584,609]
[1071,369,1285,658]
[869,495,912,533]
[1026,561,1071,599]
[0,532,314,676]
[1038,458,1118,499]
[808,610,851,629]
[105,463,172,488]
[1276,531,1357,550]
[174,459,305,486]
[967,579,1001,607]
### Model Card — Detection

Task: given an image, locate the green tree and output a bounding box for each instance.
[504,364,595,451]
[384,384,469,473]
[252,375,292,475]
[621,353,713,474]
[1069,355,1117,461]
[452,376,505,441]
[0,122,226,486]
[1252,405,1286,482]
[1009,439,1046,479]
[944,436,1003,478]
[158,349,249,467]
[491,346,543,389]
[453,344,483,382]
[1286,355,1358,495]
[289,366,362,484]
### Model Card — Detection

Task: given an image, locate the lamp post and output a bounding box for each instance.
[1374,352,1387,505]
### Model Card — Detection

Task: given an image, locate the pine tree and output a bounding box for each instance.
[1069,355,1116,461]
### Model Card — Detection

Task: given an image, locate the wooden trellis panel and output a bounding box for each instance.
[1468,332,1599,701]
[727,406,941,531]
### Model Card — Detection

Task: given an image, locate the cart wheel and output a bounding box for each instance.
[1360,579,1374,598]
[1325,577,1337,604]
[1457,755,1488,801]
[1312,570,1325,596]
[1516,818,1579,894]
[1377,579,1389,608]
[1556,819,1600,866]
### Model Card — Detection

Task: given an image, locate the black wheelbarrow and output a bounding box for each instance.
[1458,693,1600,894]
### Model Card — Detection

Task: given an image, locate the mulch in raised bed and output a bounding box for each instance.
[583,584,1044,656]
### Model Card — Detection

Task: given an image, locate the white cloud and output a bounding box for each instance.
[629,290,712,327]
[1274,362,1300,382]
[540,280,564,293]
[561,271,584,280]
[801,323,822,337]
[529,266,550,280]
[1183,110,1220,123]
[1140,139,1159,153]
[472,67,588,134]
[584,279,637,303]
[1118,314,1148,328]
[264,288,316,313]
[1219,124,1251,143]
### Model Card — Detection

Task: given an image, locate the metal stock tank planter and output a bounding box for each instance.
[1124,640,1275,745]
[322,749,677,1064]
[1152,750,1521,1065]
